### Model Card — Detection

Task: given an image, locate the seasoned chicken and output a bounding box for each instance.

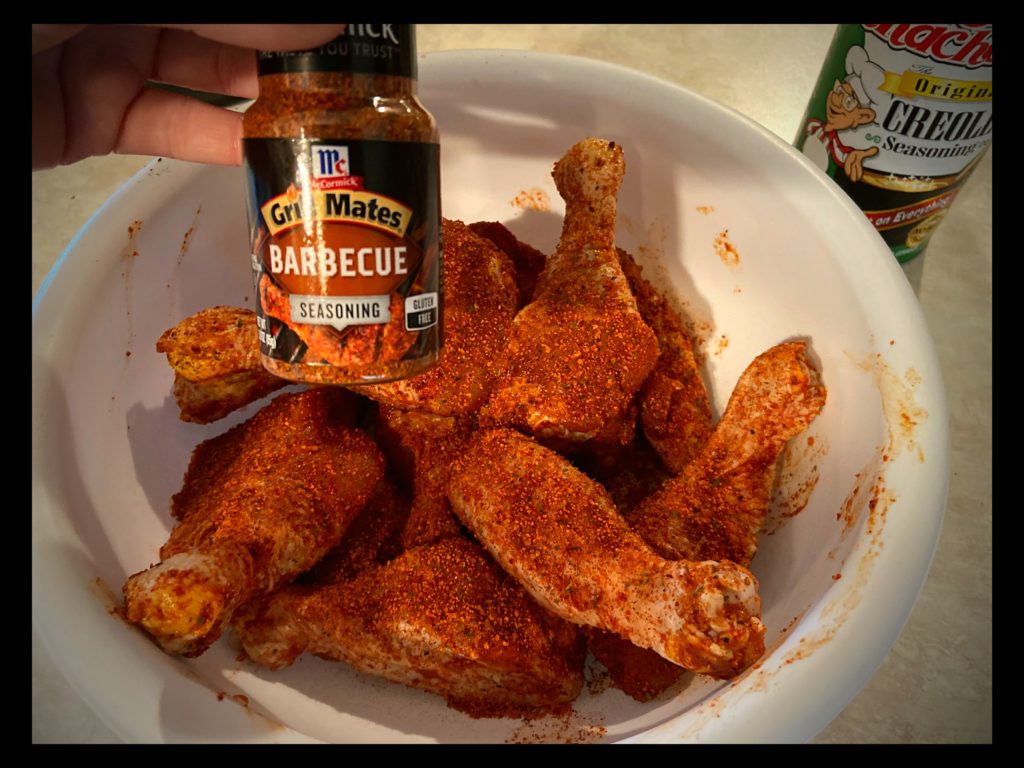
[309,476,409,585]
[577,438,671,517]
[468,220,548,308]
[155,306,287,424]
[584,628,690,702]
[234,537,585,718]
[587,343,826,701]
[629,341,827,566]
[618,250,713,474]
[447,428,765,679]
[371,405,470,549]
[122,389,384,656]
[480,139,660,442]
[576,252,713,700]
[358,219,519,415]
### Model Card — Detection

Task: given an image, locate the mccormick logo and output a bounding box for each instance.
[311,145,363,190]
[864,24,992,69]
[313,145,349,178]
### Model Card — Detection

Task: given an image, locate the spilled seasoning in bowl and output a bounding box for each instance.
[89,576,124,619]
[217,691,251,708]
[712,334,729,357]
[209,685,286,731]
[505,707,606,744]
[859,350,929,464]
[764,433,828,535]
[761,348,926,670]
[713,229,740,267]
[119,219,144,357]
[585,656,613,696]
[510,187,551,212]
[177,205,202,267]
[167,205,203,308]
[740,604,813,694]
[696,205,715,215]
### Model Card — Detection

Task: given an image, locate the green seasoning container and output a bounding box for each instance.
[795,24,991,272]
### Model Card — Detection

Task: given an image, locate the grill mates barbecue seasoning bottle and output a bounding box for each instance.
[243,24,442,385]
[795,24,992,276]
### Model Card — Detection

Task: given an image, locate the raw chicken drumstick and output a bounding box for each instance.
[587,341,826,701]
[371,405,472,549]
[628,340,827,566]
[156,306,286,424]
[447,428,765,679]
[617,249,713,474]
[234,537,585,718]
[122,389,384,656]
[480,139,660,442]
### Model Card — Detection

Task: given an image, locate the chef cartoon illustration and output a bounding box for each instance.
[802,45,890,182]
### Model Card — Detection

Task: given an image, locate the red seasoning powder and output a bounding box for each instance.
[242,25,442,385]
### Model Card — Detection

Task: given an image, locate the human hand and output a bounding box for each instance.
[32,24,345,170]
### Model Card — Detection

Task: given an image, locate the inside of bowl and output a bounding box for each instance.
[35,52,898,743]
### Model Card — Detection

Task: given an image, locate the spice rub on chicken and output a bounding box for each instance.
[234,537,585,719]
[618,250,713,474]
[447,428,765,679]
[371,405,472,549]
[585,342,825,701]
[358,219,520,415]
[480,139,660,442]
[156,306,287,424]
[629,341,827,565]
[468,220,548,308]
[122,388,384,657]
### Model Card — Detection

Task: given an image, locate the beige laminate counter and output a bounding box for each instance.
[32,24,992,743]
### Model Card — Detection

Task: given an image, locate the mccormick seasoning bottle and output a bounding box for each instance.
[795,24,992,276]
[243,24,442,385]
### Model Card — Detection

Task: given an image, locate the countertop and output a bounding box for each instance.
[32,24,992,744]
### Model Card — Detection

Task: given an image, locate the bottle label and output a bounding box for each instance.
[795,24,992,262]
[244,138,441,370]
[257,25,416,78]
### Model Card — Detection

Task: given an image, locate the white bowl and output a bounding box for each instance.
[32,50,948,743]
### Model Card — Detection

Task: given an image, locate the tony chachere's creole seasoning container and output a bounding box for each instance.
[796,24,992,265]
[243,24,442,385]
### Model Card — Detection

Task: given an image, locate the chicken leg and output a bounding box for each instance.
[480,139,660,442]
[447,428,765,679]
[122,389,384,656]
